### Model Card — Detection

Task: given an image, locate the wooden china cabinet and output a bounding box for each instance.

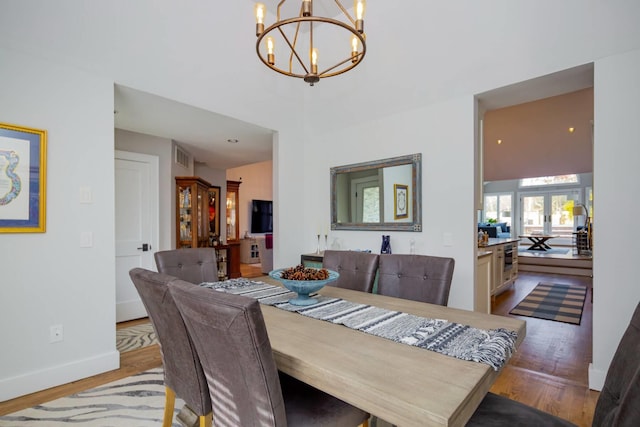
[175,176,212,248]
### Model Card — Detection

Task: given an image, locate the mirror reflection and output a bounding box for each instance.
[331,153,422,231]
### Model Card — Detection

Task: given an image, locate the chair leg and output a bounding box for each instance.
[199,413,212,427]
[162,386,176,427]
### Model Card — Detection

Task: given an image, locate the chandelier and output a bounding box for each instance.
[254,1,367,86]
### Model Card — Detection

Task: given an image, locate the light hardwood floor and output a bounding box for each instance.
[0,271,599,426]
[489,272,599,426]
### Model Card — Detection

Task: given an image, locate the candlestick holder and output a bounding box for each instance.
[324,234,328,251]
[315,234,321,254]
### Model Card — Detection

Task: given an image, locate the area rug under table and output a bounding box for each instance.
[116,322,158,353]
[509,282,587,325]
[0,368,185,426]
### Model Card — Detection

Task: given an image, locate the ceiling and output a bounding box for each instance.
[112,3,594,174]
[114,85,274,170]
[114,63,593,173]
[477,63,594,111]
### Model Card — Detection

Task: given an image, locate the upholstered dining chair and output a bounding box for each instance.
[129,268,212,427]
[376,254,455,306]
[169,278,370,427]
[154,248,218,284]
[322,250,379,293]
[467,300,640,426]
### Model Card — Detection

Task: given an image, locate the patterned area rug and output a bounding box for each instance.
[518,246,571,255]
[116,322,158,353]
[510,282,587,325]
[0,368,186,426]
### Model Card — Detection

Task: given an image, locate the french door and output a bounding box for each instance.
[520,189,580,245]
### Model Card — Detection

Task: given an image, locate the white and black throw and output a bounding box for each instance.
[201,279,517,371]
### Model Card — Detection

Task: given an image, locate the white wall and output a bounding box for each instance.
[227,160,274,239]
[589,48,640,389]
[303,96,476,310]
[0,48,118,400]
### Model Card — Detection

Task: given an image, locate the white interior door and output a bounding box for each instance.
[115,150,159,322]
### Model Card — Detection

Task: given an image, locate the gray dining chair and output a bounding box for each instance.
[376,254,455,306]
[467,301,640,426]
[154,248,218,283]
[169,278,370,427]
[322,250,379,293]
[129,268,212,427]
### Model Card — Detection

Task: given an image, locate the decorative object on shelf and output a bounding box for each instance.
[380,235,392,254]
[269,266,339,306]
[324,234,328,251]
[331,237,341,250]
[253,0,367,86]
[315,233,321,254]
[0,122,47,233]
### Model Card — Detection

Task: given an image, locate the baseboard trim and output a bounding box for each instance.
[116,300,148,323]
[588,363,606,391]
[0,351,120,402]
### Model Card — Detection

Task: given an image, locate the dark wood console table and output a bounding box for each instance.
[519,234,559,251]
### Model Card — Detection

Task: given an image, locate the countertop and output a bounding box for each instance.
[478,237,521,248]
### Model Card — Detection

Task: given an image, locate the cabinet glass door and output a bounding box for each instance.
[178,184,193,246]
[226,190,236,241]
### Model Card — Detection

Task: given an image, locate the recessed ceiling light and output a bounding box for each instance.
[568,127,575,133]
[227,139,239,143]
[497,139,502,145]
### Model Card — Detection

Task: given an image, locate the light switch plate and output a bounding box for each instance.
[79,186,93,204]
[80,231,93,247]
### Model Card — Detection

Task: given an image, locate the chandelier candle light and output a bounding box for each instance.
[254,0,367,86]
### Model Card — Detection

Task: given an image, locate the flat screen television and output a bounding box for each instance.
[251,199,273,234]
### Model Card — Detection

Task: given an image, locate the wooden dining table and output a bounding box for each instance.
[258,277,526,427]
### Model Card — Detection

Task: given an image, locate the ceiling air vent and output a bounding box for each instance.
[175,146,190,168]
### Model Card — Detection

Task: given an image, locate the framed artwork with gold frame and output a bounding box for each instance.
[394,183,408,220]
[0,122,47,233]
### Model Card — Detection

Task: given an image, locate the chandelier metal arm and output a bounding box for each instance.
[333,0,356,26]
[276,0,286,21]
[276,24,309,75]
[318,51,364,77]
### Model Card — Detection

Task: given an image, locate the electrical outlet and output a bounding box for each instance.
[50,324,64,343]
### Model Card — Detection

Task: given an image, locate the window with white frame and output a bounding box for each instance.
[520,174,579,187]
[483,193,513,226]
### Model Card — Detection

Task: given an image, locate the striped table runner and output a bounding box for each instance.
[201,279,517,371]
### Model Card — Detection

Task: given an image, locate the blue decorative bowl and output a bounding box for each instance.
[269,268,339,306]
